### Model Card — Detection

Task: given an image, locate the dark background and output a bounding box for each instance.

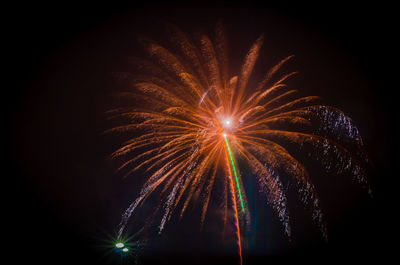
[6,1,396,264]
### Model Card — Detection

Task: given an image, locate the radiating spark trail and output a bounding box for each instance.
[224,135,245,213]
[223,138,243,265]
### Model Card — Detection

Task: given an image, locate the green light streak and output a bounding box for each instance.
[224,135,245,213]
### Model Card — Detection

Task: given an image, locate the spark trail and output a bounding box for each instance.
[223,135,243,265]
[224,135,245,213]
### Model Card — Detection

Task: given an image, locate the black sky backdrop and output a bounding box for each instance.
[6,1,397,265]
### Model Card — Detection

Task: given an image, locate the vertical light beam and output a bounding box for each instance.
[224,135,244,212]
[223,137,243,265]
[224,135,245,213]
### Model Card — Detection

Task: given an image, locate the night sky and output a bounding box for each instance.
[6,1,397,265]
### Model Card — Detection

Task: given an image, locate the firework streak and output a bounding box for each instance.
[223,134,243,264]
[108,22,371,264]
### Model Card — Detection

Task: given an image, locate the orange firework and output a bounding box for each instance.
[107,23,370,263]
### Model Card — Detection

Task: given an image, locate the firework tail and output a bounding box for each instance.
[224,135,245,213]
[223,135,243,265]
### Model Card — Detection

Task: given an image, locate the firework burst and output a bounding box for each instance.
[106,22,371,263]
